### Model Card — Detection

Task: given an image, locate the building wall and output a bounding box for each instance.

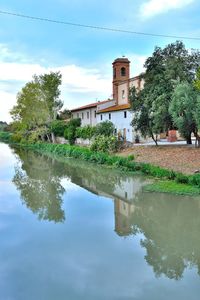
[97,110,134,142]
[129,77,145,90]
[97,100,116,112]
[72,107,97,126]
[118,82,129,105]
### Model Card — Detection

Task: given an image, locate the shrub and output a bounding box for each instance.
[175,173,189,184]
[64,118,81,145]
[95,121,115,137]
[76,125,97,139]
[50,120,68,137]
[90,135,119,153]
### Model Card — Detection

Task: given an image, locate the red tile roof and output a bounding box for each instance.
[71,100,111,112]
[98,103,131,113]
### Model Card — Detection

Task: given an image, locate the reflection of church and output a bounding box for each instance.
[71,170,143,237]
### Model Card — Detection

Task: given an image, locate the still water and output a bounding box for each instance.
[0,143,200,300]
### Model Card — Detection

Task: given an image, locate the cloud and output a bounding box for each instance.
[140,0,194,18]
[0,44,147,122]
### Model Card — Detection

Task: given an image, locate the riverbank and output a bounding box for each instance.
[119,145,200,175]
[1,132,200,195]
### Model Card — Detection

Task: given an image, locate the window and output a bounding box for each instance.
[109,113,111,120]
[101,114,103,121]
[77,113,79,118]
[94,110,96,118]
[113,68,116,79]
[124,111,127,118]
[121,67,126,76]
[87,111,89,119]
[122,90,125,99]
[82,112,84,119]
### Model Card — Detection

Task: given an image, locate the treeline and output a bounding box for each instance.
[10,71,64,143]
[130,41,200,146]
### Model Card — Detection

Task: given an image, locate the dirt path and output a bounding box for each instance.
[119,145,200,174]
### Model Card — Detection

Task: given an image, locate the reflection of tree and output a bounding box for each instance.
[130,193,200,280]
[13,149,65,223]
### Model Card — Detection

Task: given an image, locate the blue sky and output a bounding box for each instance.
[0,0,200,121]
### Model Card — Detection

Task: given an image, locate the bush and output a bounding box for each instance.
[51,120,68,137]
[64,118,81,145]
[95,121,115,137]
[175,173,189,184]
[90,135,119,153]
[76,125,97,139]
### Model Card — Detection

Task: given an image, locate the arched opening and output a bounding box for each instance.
[121,67,126,76]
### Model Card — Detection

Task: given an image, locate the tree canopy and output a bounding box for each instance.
[130,41,200,145]
[10,71,63,143]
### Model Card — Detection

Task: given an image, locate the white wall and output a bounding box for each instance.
[72,107,97,126]
[97,110,134,142]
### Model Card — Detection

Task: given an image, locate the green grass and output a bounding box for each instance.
[144,180,200,195]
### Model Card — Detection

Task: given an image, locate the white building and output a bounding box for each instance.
[71,57,144,143]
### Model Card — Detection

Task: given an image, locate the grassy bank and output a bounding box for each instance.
[1,133,200,195]
[144,181,200,195]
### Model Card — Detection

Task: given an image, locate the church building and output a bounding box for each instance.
[71,57,144,143]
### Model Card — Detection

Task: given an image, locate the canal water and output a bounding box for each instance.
[0,142,200,300]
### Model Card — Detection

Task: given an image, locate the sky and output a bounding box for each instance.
[0,0,200,122]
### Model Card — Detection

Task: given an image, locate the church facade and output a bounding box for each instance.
[71,57,144,143]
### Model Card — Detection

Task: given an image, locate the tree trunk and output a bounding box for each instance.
[151,133,158,146]
[193,132,200,148]
[186,136,192,144]
[51,132,56,144]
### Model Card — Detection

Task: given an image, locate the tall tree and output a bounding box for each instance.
[10,72,63,142]
[130,41,200,144]
[169,82,200,145]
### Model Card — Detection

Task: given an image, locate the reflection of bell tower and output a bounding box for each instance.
[114,198,134,237]
[112,58,130,104]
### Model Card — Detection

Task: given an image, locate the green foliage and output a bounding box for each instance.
[10,71,63,143]
[90,135,119,153]
[76,125,97,139]
[58,109,71,120]
[170,82,199,144]
[130,41,200,144]
[64,118,81,145]
[50,120,68,137]
[0,121,8,131]
[144,181,200,195]
[95,121,115,137]
[175,173,189,184]
[0,131,12,142]
[194,68,200,91]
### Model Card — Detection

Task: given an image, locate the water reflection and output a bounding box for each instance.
[13,148,65,223]
[12,147,200,281]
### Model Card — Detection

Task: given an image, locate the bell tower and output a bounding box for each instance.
[112,57,130,104]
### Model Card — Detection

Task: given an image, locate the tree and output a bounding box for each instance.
[58,109,71,120]
[169,82,200,145]
[34,72,63,143]
[95,121,115,137]
[10,72,63,143]
[194,68,200,91]
[130,41,200,144]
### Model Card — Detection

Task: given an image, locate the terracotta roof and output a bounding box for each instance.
[71,100,110,112]
[98,103,131,113]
